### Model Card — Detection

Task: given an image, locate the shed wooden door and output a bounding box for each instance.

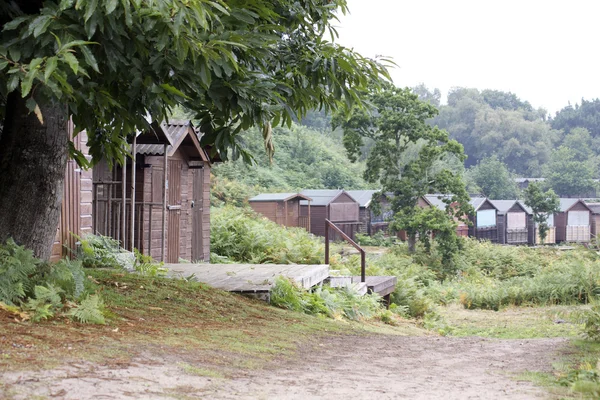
[167,160,182,263]
[191,168,204,261]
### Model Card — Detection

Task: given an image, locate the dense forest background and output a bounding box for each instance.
[212,86,600,203]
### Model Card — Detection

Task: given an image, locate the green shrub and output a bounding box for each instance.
[270,276,384,321]
[356,231,397,247]
[211,206,324,264]
[77,234,122,269]
[0,238,104,324]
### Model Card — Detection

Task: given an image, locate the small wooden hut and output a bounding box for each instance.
[249,193,312,231]
[490,200,533,245]
[299,190,361,240]
[93,120,211,262]
[555,199,593,243]
[468,197,499,242]
[586,202,600,242]
[346,190,382,235]
[423,195,469,237]
[520,204,556,245]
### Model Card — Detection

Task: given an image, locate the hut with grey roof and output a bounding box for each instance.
[423,195,469,237]
[345,190,386,235]
[555,199,593,243]
[468,197,499,242]
[490,200,533,245]
[299,189,361,240]
[249,193,312,231]
[92,120,211,263]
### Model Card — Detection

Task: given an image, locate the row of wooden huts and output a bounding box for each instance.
[250,189,600,245]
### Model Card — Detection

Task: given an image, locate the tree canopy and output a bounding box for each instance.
[465,156,520,199]
[336,84,471,260]
[0,0,391,258]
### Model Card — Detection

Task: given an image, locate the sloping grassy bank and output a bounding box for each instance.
[0,268,422,373]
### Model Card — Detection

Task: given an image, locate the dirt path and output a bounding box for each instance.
[1,335,568,399]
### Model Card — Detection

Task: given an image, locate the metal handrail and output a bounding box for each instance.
[324,219,366,283]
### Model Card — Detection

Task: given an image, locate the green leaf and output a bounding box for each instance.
[7,74,19,93]
[29,58,44,71]
[45,56,58,81]
[84,0,98,22]
[81,46,99,73]
[3,16,28,31]
[21,72,36,97]
[0,60,9,71]
[62,52,79,74]
[31,15,53,38]
[105,0,118,14]
[159,83,189,98]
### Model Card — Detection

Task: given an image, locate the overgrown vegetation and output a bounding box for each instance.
[0,238,103,323]
[210,206,323,264]
[270,276,388,322]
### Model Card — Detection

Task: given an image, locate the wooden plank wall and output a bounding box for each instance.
[50,126,92,262]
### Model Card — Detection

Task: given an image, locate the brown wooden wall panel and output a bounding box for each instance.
[555,212,567,242]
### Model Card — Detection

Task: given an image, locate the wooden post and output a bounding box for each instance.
[121,152,127,247]
[324,220,329,265]
[308,200,311,233]
[130,136,136,251]
[284,200,288,227]
[161,145,168,262]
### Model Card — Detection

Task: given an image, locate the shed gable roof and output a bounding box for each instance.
[249,193,312,202]
[470,197,498,212]
[345,190,380,208]
[490,200,529,214]
[559,198,592,213]
[136,120,209,162]
[299,189,358,206]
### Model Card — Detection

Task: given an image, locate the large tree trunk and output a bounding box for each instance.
[0,92,68,259]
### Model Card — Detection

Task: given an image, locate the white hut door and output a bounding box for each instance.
[191,168,204,261]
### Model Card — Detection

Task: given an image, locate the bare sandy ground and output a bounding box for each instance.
[1,334,568,400]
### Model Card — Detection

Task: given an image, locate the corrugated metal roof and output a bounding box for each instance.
[248,193,311,202]
[299,189,346,206]
[345,190,380,208]
[136,120,194,156]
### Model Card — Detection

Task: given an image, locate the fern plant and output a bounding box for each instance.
[0,238,38,305]
[68,295,106,324]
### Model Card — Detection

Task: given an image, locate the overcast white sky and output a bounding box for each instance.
[336,0,600,114]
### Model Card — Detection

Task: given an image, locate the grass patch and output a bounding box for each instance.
[0,268,422,373]
[179,362,225,378]
[439,304,583,339]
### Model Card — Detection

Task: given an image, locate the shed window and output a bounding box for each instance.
[477,209,496,228]
[568,211,590,226]
[536,213,554,227]
[507,212,526,229]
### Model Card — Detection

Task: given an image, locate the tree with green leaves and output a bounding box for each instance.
[0,0,390,258]
[336,84,471,261]
[465,156,520,199]
[544,146,597,197]
[523,182,560,244]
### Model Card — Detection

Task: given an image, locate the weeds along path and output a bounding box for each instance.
[1,334,567,399]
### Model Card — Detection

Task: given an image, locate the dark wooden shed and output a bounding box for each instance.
[555,198,592,243]
[346,190,382,235]
[468,197,499,242]
[299,190,361,240]
[490,200,533,245]
[93,120,211,262]
[424,195,469,237]
[586,202,600,241]
[249,193,312,231]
